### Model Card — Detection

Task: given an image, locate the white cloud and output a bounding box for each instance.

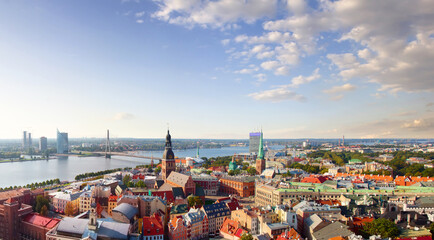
[221,39,230,45]
[234,65,259,74]
[135,11,145,17]
[152,0,434,94]
[323,83,356,94]
[327,53,359,70]
[254,73,267,82]
[260,61,279,70]
[248,86,306,102]
[402,118,434,131]
[151,0,278,29]
[289,68,320,87]
[114,112,135,120]
[248,68,319,102]
[136,19,144,24]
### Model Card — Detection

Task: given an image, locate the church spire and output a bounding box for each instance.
[165,130,172,148]
[257,130,264,160]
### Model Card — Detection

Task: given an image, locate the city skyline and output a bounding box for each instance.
[0,0,433,139]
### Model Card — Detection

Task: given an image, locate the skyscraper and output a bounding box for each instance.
[249,132,261,153]
[22,131,27,149]
[162,130,176,181]
[28,132,32,148]
[39,137,47,152]
[256,131,266,175]
[56,130,68,154]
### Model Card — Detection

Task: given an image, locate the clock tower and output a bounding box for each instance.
[162,130,176,181]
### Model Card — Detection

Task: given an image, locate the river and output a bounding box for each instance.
[0,146,250,188]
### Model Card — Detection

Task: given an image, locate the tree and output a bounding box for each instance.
[123,174,131,185]
[240,233,253,240]
[247,167,256,176]
[187,195,203,208]
[136,180,146,188]
[154,166,161,175]
[40,205,48,216]
[34,195,49,213]
[64,202,74,216]
[361,218,400,238]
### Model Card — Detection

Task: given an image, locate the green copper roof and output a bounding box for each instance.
[258,131,264,160]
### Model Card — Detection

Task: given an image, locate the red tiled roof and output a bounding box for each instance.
[22,213,60,229]
[220,217,242,236]
[277,228,302,240]
[142,213,164,236]
[152,190,174,202]
[329,237,347,240]
[301,175,328,183]
[352,217,373,226]
[316,200,341,206]
[234,228,247,237]
[109,195,118,202]
[227,201,243,211]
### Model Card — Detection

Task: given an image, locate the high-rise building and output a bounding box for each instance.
[22,131,27,149]
[39,137,47,152]
[28,132,32,148]
[56,130,68,154]
[162,130,176,181]
[249,132,261,153]
[256,131,266,175]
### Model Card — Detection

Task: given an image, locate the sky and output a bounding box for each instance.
[0,0,433,139]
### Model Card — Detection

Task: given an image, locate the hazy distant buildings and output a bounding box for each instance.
[56,130,68,154]
[22,131,27,148]
[22,131,33,149]
[39,137,47,152]
[28,132,32,148]
[249,132,261,153]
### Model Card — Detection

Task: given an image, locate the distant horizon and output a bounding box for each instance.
[0,137,432,141]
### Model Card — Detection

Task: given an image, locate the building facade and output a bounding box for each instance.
[39,137,47,152]
[183,208,209,240]
[249,132,261,153]
[56,130,68,154]
[168,216,188,240]
[219,175,256,197]
[201,202,231,234]
[231,209,259,234]
[192,175,219,196]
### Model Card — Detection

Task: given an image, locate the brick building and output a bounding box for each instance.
[20,213,60,240]
[192,174,219,196]
[166,172,196,197]
[0,198,33,240]
[219,175,256,197]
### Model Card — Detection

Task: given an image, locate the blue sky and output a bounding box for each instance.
[0,0,433,139]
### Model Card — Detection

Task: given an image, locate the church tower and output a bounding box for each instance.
[162,130,176,181]
[256,131,266,175]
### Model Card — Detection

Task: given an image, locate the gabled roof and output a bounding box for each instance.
[167,172,192,187]
[220,217,242,236]
[202,202,231,218]
[142,214,163,236]
[312,221,354,240]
